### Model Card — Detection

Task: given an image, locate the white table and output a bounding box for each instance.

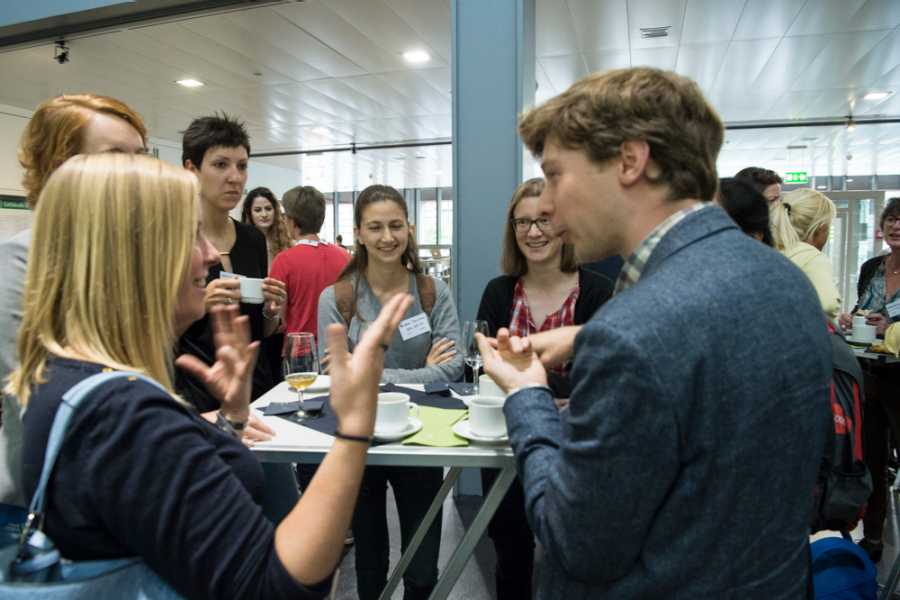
[251,381,516,600]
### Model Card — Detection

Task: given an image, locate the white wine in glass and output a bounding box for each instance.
[462,320,489,396]
[283,332,319,421]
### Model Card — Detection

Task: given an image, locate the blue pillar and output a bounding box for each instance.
[452,0,535,495]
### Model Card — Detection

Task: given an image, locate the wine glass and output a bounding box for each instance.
[462,320,489,397]
[283,332,319,421]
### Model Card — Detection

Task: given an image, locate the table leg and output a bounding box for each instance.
[378,467,463,600]
[427,464,516,600]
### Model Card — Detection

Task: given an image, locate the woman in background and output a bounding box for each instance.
[241,186,293,268]
[476,177,613,600]
[770,188,840,320]
[318,184,463,600]
[11,153,412,599]
[717,177,774,246]
[838,198,900,563]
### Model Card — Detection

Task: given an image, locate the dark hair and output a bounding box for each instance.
[500,178,576,276]
[241,187,292,258]
[734,167,783,193]
[281,185,326,234]
[718,178,773,247]
[519,67,724,202]
[181,113,250,168]
[338,184,421,283]
[881,197,900,231]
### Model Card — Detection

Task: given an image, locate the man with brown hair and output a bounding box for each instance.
[270,185,350,341]
[478,67,830,598]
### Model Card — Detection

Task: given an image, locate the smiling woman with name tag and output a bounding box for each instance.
[317,184,463,600]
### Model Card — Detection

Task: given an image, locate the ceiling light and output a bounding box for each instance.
[864,91,891,101]
[846,116,856,133]
[403,49,431,64]
[311,126,329,135]
[176,78,204,88]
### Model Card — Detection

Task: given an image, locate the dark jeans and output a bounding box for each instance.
[862,367,900,540]
[352,466,443,600]
[481,469,535,600]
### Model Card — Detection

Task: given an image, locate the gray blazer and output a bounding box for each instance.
[505,206,830,599]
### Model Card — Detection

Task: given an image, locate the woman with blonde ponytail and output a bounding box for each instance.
[770,188,841,319]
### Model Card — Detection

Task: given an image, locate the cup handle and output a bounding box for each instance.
[408,402,420,419]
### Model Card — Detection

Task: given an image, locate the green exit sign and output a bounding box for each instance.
[784,171,808,184]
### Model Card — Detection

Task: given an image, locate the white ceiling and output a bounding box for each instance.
[1,0,899,190]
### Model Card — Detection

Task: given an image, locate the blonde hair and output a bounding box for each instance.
[519,67,723,202]
[500,178,576,276]
[7,154,197,406]
[18,94,147,208]
[770,189,836,251]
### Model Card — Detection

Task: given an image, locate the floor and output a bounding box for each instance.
[331,490,497,600]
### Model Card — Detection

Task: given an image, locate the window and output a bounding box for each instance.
[439,187,453,245]
[337,191,355,245]
[320,197,335,243]
[417,188,438,245]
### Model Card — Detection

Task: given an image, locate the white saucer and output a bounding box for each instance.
[287,375,330,393]
[373,417,423,442]
[452,419,508,444]
[846,336,876,347]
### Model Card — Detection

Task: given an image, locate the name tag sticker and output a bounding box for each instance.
[887,299,900,319]
[398,312,431,341]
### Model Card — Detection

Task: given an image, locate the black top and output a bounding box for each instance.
[476,268,614,397]
[179,219,273,409]
[21,357,328,600]
[856,254,884,310]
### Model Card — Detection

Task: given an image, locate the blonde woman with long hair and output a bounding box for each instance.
[770,188,841,319]
[9,153,411,599]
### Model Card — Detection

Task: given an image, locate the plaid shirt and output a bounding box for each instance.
[509,277,580,375]
[614,202,707,296]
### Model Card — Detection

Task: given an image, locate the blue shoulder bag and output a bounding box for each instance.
[0,371,185,598]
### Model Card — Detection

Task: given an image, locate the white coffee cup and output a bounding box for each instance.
[468,396,506,438]
[852,315,868,330]
[239,277,264,304]
[478,374,503,398]
[375,393,418,434]
[853,322,877,343]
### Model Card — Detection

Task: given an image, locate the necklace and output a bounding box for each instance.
[888,256,900,275]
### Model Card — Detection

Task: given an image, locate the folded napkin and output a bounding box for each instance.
[402,405,468,447]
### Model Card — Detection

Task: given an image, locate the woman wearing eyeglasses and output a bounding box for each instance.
[475,178,612,600]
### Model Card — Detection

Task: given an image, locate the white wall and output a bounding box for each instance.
[0,104,30,197]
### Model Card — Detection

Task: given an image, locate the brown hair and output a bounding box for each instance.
[241,187,292,260]
[518,67,723,202]
[338,184,421,283]
[501,178,576,276]
[282,185,327,234]
[18,94,147,207]
[734,167,783,193]
[880,197,900,231]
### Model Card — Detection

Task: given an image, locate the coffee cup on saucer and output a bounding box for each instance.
[468,396,506,438]
[238,277,264,304]
[853,322,877,343]
[375,393,418,434]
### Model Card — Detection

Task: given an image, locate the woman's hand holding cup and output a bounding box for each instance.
[326,293,413,437]
[205,278,241,311]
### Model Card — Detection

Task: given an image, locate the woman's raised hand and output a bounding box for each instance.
[326,294,413,437]
[176,306,259,424]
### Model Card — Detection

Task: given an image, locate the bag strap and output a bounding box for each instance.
[334,279,355,326]
[415,274,436,317]
[28,371,166,517]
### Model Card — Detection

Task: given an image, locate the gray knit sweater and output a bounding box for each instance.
[317,273,464,384]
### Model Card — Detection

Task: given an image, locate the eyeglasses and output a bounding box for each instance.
[511,217,553,234]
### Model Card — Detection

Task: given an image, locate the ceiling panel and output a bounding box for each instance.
[732,0,805,41]
[788,0,900,36]
[383,0,452,63]
[567,0,629,52]
[682,0,745,44]
[583,49,631,73]
[790,30,890,90]
[535,0,580,56]
[708,37,781,98]
[627,0,685,49]
[538,54,589,93]
[630,46,678,70]
[675,42,730,90]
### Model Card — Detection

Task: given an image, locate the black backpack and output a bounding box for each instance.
[811,323,872,533]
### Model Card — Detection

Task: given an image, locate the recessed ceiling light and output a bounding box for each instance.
[864,91,892,101]
[176,78,204,88]
[403,49,431,64]
[311,126,329,135]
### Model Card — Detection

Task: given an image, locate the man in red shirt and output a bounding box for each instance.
[271,186,350,341]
